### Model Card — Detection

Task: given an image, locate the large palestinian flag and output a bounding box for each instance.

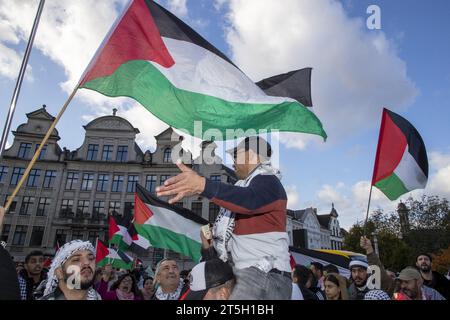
[79,0,326,140]
[372,108,428,200]
[96,239,133,270]
[133,184,208,262]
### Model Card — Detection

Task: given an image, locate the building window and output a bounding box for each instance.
[10,167,24,186]
[209,203,220,223]
[26,169,41,187]
[18,142,31,158]
[124,202,134,217]
[4,195,17,214]
[145,175,157,193]
[30,226,45,246]
[12,225,28,246]
[163,148,172,163]
[93,200,105,218]
[35,144,47,160]
[96,174,109,192]
[88,231,98,244]
[60,199,74,217]
[116,145,128,162]
[102,145,113,161]
[36,197,51,216]
[19,196,34,215]
[0,166,8,182]
[210,174,221,182]
[112,175,124,192]
[87,144,99,161]
[76,200,90,217]
[160,175,170,186]
[127,175,139,193]
[81,173,94,191]
[1,224,11,242]
[43,170,57,188]
[191,202,203,216]
[54,229,68,247]
[71,229,84,241]
[65,172,79,190]
[109,201,121,217]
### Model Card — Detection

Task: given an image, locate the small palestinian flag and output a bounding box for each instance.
[96,239,133,270]
[128,223,152,256]
[109,215,132,250]
[133,184,208,262]
[79,0,326,140]
[372,108,428,200]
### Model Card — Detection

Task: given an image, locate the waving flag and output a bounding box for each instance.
[372,108,428,200]
[133,184,208,262]
[79,0,326,140]
[108,215,132,250]
[96,239,133,270]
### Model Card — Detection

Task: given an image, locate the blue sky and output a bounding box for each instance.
[0,0,449,228]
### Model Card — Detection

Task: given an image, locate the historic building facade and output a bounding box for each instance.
[0,106,235,263]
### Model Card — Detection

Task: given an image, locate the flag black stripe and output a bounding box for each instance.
[145,0,237,68]
[256,68,313,107]
[136,184,209,225]
[385,109,428,177]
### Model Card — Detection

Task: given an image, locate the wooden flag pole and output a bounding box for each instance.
[0,87,79,234]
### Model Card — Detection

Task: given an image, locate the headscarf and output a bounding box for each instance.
[43,240,95,297]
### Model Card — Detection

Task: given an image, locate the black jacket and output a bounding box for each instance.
[18,268,47,300]
[422,271,450,300]
[0,246,20,300]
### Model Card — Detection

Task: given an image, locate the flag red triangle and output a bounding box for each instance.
[109,216,121,240]
[134,192,154,225]
[95,238,110,263]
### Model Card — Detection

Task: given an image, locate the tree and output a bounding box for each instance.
[343,195,450,271]
[433,246,450,274]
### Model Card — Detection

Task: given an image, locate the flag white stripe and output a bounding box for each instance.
[394,146,427,190]
[149,37,297,105]
[143,203,201,243]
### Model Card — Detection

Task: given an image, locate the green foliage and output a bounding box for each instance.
[343,195,450,271]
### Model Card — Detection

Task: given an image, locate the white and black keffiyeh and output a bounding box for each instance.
[212,161,282,262]
[43,240,96,297]
[154,279,185,300]
[364,289,391,300]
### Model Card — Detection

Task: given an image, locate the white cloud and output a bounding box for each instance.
[285,184,300,209]
[223,0,417,149]
[214,0,228,11]
[166,0,188,18]
[307,151,450,229]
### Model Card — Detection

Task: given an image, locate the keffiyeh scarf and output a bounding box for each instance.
[212,161,282,262]
[43,239,96,297]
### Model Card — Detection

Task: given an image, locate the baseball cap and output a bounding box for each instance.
[182,259,234,300]
[226,136,272,159]
[397,267,421,281]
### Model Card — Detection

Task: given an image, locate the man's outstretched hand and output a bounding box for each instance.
[156,162,206,204]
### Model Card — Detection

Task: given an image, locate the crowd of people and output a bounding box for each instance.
[0,136,449,301]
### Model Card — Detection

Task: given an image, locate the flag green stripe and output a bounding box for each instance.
[80,60,327,140]
[374,172,409,200]
[109,234,129,250]
[97,257,132,270]
[135,223,201,262]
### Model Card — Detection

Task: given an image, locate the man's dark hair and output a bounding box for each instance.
[25,250,44,264]
[310,262,323,273]
[293,265,314,287]
[324,264,339,275]
[416,253,432,263]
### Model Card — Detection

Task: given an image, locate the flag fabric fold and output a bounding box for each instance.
[79,0,326,141]
[133,184,207,262]
[372,108,428,200]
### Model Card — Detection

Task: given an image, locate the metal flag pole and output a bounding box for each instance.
[0,0,46,159]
